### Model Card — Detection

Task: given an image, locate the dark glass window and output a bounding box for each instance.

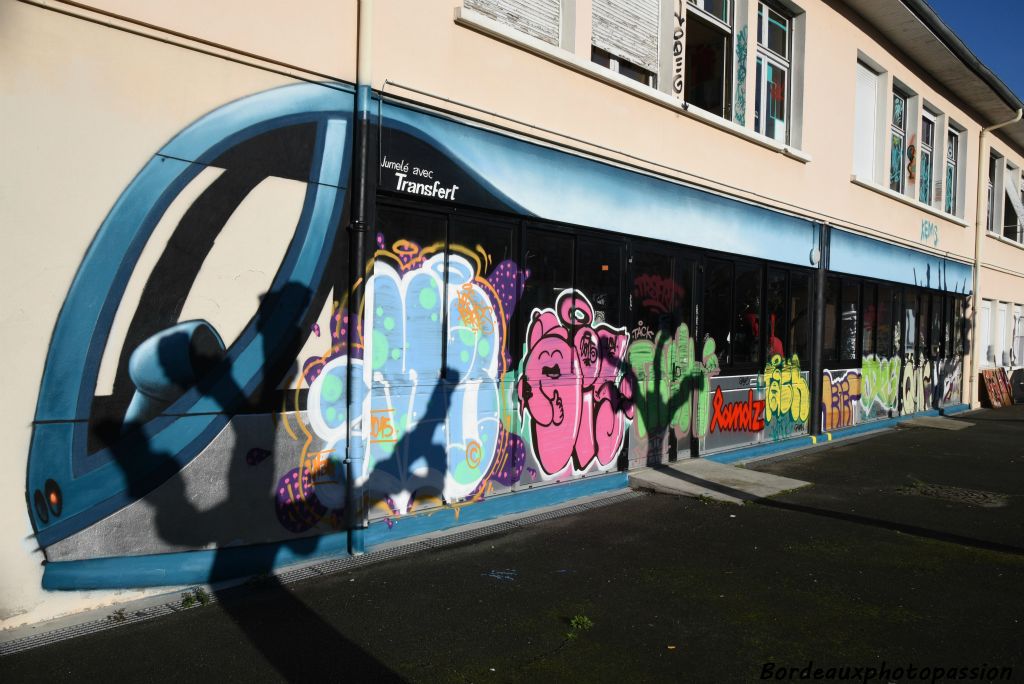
[789,273,811,361]
[840,280,860,361]
[705,259,733,366]
[862,283,877,356]
[733,263,763,365]
[876,285,893,357]
[902,288,919,357]
[522,227,574,326]
[765,269,787,358]
[930,293,943,358]
[823,277,839,361]
[917,293,929,355]
[576,238,625,328]
[632,248,678,338]
[685,13,731,118]
[952,296,964,356]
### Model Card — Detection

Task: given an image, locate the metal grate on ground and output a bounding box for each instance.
[0,489,643,657]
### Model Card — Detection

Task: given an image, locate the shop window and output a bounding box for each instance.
[919,111,936,205]
[685,5,733,118]
[840,280,859,361]
[576,237,625,328]
[996,302,1008,366]
[733,263,763,365]
[929,293,943,359]
[1012,305,1023,366]
[979,299,992,366]
[916,292,929,355]
[765,268,787,357]
[788,272,811,361]
[522,227,574,330]
[705,259,734,366]
[902,288,919,358]
[952,296,965,358]
[876,284,894,357]
[861,283,876,356]
[823,277,839,361]
[754,2,791,143]
[889,87,909,194]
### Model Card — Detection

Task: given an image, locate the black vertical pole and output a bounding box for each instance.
[809,222,829,437]
[345,80,373,554]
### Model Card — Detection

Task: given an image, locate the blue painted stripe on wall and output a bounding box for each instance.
[384,104,818,268]
[829,228,973,294]
[41,473,628,589]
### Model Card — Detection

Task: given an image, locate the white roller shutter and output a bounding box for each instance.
[592,0,660,72]
[853,62,879,181]
[465,0,560,46]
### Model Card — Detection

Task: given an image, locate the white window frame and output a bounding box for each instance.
[754,1,791,144]
[944,125,964,217]
[889,86,910,195]
[918,109,936,205]
[683,0,735,119]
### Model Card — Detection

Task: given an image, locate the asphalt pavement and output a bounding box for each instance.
[3,406,1023,683]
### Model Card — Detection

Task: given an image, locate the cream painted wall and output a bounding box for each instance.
[59,0,358,79]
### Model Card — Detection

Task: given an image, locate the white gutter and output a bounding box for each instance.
[967,107,1022,407]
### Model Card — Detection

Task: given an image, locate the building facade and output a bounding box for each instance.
[2,0,1022,626]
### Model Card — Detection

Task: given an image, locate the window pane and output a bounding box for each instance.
[890,130,905,193]
[765,269,787,358]
[919,149,932,204]
[902,288,918,357]
[840,280,859,361]
[766,6,788,58]
[576,238,624,328]
[823,277,839,361]
[733,263,762,364]
[862,283,876,356]
[685,14,730,118]
[952,296,964,356]
[765,62,787,143]
[930,294,943,358]
[691,0,729,23]
[917,294,929,354]
[632,249,679,338]
[755,56,763,133]
[705,259,733,366]
[522,228,573,323]
[788,273,811,361]
[876,285,893,357]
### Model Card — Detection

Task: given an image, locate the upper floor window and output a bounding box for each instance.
[918,111,936,205]
[889,88,909,194]
[945,128,961,215]
[1002,162,1023,242]
[591,0,660,88]
[754,1,792,143]
[464,0,560,46]
[685,0,734,118]
[986,152,1002,233]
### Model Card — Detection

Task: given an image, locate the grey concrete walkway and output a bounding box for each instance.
[628,458,811,503]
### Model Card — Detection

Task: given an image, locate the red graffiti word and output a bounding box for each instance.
[710,387,765,433]
[633,274,685,316]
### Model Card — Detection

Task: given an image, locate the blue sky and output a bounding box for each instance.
[926,0,1024,100]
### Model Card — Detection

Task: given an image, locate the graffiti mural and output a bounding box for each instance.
[860,354,901,420]
[710,386,764,433]
[762,354,811,440]
[517,290,633,479]
[934,356,963,407]
[305,237,524,520]
[899,354,933,416]
[734,25,748,126]
[821,369,862,432]
[626,323,720,462]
